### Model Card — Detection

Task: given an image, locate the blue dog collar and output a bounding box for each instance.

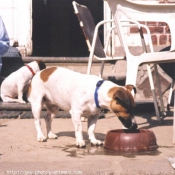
[94,80,105,108]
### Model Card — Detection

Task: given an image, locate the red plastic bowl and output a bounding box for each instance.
[104,129,158,152]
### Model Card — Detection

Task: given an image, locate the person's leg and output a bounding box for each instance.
[0,16,10,56]
[0,56,2,74]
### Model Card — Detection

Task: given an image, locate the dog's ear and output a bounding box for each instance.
[113,87,131,107]
[37,61,46,70]
[125,84,136,94]
[112,87,135,108]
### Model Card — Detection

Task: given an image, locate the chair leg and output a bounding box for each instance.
[151,89,161,120]
[168,80,174,108]
[154,64,166,115]
[99,61,105,78]
[87,23,99,75]
[87,55,93,75]
[125,62,138,97]
[146,64,161,121]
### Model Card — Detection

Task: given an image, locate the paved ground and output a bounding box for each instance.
[0,104,175,175]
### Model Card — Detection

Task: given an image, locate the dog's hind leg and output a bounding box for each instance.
[88,115,103,146]
[31,101,46,142]
[1,95,23,103]
[45,110,58,139]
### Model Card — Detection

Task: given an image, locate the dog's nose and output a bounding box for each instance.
[130,123,138,130]
[118,116,138,129]
[118,116,133,129]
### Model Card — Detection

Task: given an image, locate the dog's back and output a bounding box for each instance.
[1,60,46,103]
[28,66,100,112]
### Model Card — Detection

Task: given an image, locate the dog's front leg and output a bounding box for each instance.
[88,115,103,146]
[70,110,85,148]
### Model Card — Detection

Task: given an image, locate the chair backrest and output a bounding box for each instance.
[114,5,154,59]
[106,0,175,51]
[72,1,106,58]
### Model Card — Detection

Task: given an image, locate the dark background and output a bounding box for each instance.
[32,0,103,57]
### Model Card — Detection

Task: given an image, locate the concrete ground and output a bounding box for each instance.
[0,105,175,175]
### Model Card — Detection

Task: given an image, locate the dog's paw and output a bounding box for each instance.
[19,100,26,104]
[37,135,47,142]
[90,139,103,147]
[48,132,57,139]
[76,140,86,148]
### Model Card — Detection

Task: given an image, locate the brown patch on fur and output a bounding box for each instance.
[108,87,119,98]
[40,67,57,82]
[108,86,135,119]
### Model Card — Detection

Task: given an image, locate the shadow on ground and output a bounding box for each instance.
[134,103,173,130]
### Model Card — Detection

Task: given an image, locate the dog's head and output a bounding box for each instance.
[27,61,46,75]
[36,60,46,70]
[109,85,137,129]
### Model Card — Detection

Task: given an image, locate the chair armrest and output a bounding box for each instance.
[89,20,114,60]
[104,26,116,56]
[139,51,175,65]
[104,19,151,57]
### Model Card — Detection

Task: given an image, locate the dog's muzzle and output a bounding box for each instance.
[118,116,138,129]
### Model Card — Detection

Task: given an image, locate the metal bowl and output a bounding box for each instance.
[104,129,158,152]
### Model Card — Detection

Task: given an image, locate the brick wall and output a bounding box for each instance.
[130,21,171,46]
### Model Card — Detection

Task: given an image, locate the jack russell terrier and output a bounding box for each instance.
[28,67,137,147]
[1,60,46,103]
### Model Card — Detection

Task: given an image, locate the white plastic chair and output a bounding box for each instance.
[109,4,175,121]
[72,1,125,78]
[104,0,175,144]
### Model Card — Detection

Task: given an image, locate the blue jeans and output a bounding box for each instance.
[0,16,10,73]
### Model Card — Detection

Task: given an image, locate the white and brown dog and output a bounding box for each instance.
[1,60,46,103]
[28,67,137,147]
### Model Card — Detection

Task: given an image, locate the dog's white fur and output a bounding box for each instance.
[1,61,46,103]
[28,67,136,147]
